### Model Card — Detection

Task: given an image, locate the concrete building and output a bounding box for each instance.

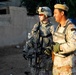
[0,0,39,47]
[0,0,21,7]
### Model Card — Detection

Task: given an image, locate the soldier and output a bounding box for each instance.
[23,6,54,75]
[52,4,76,75]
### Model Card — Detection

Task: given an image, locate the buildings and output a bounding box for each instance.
[0,0,38,47]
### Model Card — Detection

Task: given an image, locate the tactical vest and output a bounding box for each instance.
[34,22,53,48]
[53,19,72,44]
[53,19,76,57]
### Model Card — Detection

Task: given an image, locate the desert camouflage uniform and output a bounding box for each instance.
[53,19,76,75]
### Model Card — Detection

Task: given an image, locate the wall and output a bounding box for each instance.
[0,0,21,7]
[0,6,38,47]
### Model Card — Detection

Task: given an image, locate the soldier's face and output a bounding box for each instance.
[54,9,63,23]
[39,14,46,22]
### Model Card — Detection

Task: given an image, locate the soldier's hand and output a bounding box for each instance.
[23,51,28,60]
[44,48,51,56]
[53,42,60,53]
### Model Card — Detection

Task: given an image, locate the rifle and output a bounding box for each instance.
[33,42,41,75]
[23,31,42,75]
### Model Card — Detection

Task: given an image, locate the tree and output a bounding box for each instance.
[20,0,38,15]
[65,0,76,18]
[20,0,76,18]
[57,0,76,18]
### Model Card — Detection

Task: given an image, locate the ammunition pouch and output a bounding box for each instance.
[44,48,51,56]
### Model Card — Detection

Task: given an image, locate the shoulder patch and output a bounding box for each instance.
[71,28,76,31]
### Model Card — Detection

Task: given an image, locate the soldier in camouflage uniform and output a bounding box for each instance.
[23,6,54,75]
[52,4,76,75]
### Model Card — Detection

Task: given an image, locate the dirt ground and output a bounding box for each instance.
[0,45,30,75]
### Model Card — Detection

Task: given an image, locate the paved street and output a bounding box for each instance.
[0,44,53,75]
[0,45,30,75]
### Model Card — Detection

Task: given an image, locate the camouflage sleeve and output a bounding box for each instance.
[31,22,40,35]
[30,22,40,45]
[50,25,54,35]
[59,24,76,54]
[45,24,54,50]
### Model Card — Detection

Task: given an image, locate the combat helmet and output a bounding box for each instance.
[37,6,52,17]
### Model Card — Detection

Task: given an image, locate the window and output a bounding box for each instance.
[0,7,9,14]
[0,0,9,2]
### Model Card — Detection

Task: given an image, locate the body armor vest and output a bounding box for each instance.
[38,22,53,48]
[53,20,72,44]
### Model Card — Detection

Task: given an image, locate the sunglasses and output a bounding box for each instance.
[39,14,44,16]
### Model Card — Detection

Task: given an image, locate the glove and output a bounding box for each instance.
[44,48,51,56]
[53,42,60,53]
